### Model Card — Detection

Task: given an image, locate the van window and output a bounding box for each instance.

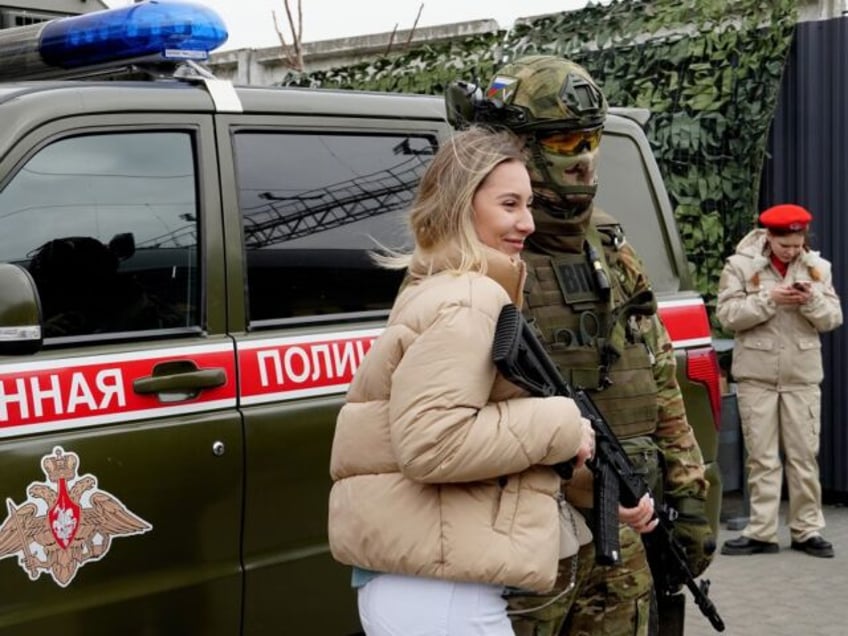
[232,132,436,325]
[595,132,676,291]
[0,132,199,341]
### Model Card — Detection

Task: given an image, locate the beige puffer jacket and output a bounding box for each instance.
[717,229,843,388]
[328,246,588,593]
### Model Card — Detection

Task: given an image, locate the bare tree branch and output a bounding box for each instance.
[283,0,303,67]
[406,3,424,47]
[272,1,304,72]
[385,23,399,55]
[296,0,303,51]
[271,9,294,68]
[387,3,424,55]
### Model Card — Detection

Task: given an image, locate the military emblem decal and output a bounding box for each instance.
[0,447,152,587]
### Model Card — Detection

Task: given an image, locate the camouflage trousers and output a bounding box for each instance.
[563,524,655,636]
[507,525,655,636]
[507,542,594,636]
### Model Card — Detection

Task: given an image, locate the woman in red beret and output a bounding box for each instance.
[716,204,842,558]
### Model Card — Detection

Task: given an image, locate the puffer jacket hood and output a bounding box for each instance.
[733,228,825,284]
[732,228,768,258]
[406,243,527,306]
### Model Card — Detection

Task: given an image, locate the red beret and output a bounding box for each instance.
[758,204,812,231]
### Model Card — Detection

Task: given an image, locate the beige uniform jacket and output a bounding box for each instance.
[328,246,589,593]
[716,229,843,388]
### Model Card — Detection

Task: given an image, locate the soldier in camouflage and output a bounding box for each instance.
[446,55,715,635]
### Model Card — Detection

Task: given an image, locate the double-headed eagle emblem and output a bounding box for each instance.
[0,446,152,587]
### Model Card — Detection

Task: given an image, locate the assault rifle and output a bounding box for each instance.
[492,303,725,633]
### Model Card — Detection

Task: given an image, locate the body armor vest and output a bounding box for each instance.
[523,220,659,439]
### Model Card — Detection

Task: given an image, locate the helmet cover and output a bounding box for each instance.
[486,55,608,133]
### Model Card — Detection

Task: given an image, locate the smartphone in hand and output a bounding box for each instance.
[792,281,810,291]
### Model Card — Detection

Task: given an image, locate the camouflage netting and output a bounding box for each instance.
[281,30,506,94]
[282,0,798,324]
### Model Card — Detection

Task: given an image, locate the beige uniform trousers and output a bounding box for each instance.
[736,382,824,543]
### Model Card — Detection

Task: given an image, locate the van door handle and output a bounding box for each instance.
[134,360,227,395]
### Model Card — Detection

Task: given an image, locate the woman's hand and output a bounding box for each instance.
[619,493,658,534]
[772,282,812,305]
[572,417,595,469]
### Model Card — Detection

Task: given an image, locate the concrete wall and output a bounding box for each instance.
[799,0,848,21]
[207,19,499,86]
[0,0,106,13]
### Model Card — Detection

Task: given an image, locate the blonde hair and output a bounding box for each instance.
[375,125,525,274]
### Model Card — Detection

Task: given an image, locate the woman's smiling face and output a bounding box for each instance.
[471,159,534,256]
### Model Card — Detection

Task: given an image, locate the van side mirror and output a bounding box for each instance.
[0,263,43,355]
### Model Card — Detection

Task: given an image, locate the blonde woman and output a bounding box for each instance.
[328,126,594,635]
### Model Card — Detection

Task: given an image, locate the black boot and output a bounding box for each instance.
[720,536,779,555]
[790,535,834,558]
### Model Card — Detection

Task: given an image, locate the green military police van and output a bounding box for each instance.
[0,2,722,634]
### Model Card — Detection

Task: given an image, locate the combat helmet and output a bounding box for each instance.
[445,55,609,217]
[485,55,608,134]
[493,56,607,216]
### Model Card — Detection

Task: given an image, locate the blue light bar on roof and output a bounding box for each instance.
[42,0,228,66]
[0,0,228,80]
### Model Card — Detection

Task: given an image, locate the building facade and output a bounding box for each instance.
[0,0,107,28]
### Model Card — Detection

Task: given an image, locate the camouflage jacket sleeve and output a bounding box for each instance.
[616,242,709,502]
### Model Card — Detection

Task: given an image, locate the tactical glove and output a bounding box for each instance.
[670,499,716,578]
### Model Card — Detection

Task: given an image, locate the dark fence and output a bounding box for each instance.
[759,16,848,499]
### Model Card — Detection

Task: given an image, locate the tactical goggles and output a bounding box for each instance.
[538,128,603,156]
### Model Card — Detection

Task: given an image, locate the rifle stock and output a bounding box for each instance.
[492,303,725,632]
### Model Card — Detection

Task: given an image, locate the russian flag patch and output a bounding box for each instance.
[487,75,519,102]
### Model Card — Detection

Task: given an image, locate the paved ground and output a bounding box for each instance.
[682,494,848,636]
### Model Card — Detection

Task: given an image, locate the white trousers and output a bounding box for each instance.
[357,573,515,636]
